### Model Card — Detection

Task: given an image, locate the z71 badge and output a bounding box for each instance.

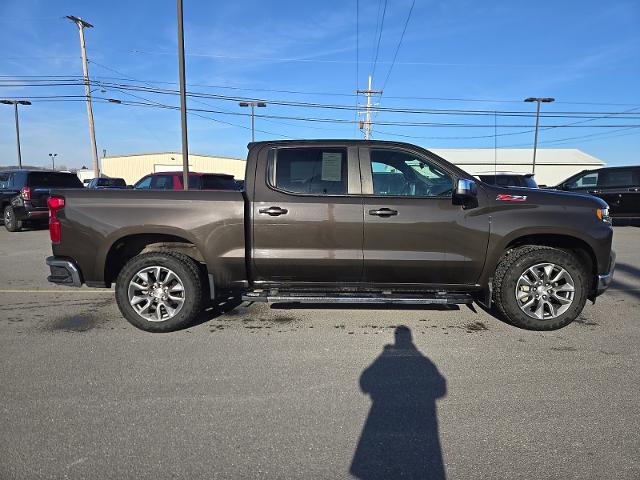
[496,194,527,202]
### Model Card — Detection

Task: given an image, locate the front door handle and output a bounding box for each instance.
[369,208,398,217]
[629,187,640,192]
[259,206,288,216]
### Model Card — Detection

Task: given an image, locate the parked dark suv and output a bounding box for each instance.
[0,170,83,231]
[555,166,640,219]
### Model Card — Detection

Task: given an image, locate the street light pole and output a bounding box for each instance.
[177,0,190,191]
[524,97,555,174]
[1,99,31,169]
[66,16,99,179]
[238,102,267,142]
[49,153,57,170]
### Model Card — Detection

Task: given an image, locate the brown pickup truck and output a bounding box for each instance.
[45,140,615,332]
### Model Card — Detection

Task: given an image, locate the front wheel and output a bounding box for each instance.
[115,251,203,332]
[492,246,589,330]
[4,206,22,232]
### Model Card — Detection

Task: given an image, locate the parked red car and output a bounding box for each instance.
[133,172,240,190]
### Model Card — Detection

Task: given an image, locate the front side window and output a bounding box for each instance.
[270,147,348,195]
[369,149,452,197]
[150,175,174,190]
[569,172,598,189]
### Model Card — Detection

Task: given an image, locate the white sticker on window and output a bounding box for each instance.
[321,152,342,181]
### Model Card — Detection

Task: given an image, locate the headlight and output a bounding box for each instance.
[596,208,611,224]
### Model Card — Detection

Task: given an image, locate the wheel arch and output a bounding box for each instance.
[103,233,207,287]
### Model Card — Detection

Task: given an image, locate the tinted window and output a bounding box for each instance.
[201,176,237,190]
[28,172,82,188]
[370,149,452,197]
[523,176,538,188]
[270,148,348,195]
[97,178,126,187]
[135,176,152,189]
[600,169,634,187]
[0,173,9,189]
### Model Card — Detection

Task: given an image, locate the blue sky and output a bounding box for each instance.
[0,0,638,169]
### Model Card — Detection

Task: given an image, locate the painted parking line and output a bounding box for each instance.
[0,289,114,294]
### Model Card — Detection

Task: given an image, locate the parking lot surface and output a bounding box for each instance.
[1,226,639,479]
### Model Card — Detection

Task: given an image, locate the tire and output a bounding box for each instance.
[115,251,203,332]
[4,206,22,232]
[492,245,589,330]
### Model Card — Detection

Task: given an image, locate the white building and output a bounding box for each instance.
[100,148,605,188]
[431,148,604,186]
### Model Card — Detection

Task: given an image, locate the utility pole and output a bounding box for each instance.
[357,75,382,140]
[66,16,99,179]
[49,153,57,170]
[1,99,31,168]
[177,0,190,190]
[239,102,267,142]
[524,97,555,174]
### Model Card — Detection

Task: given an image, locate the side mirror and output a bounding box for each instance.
[455,178,477,198]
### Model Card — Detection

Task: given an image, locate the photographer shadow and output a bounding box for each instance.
[351,326,447,480]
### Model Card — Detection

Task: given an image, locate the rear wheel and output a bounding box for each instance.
[3,206,22,232]
[115,251,203,332]
[492,246,589,330]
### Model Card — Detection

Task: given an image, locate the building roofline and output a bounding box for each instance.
[104,152,244,161]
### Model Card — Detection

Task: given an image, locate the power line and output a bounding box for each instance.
[370,0,388,78]
[381,0,416,92]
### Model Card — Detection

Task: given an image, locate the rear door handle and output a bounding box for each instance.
[259,206,288,216]
[369,208,398,217]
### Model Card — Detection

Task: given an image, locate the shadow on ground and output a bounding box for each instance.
[351,325,447,479]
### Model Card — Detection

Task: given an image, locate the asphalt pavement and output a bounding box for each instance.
[1,226,639,479]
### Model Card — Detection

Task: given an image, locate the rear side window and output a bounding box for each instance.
[175,175,201,189]
[600,169,634,187]
[28,172,82,188]
[269,147,348,195]
[201,176,237,190]
[0,173,9,189]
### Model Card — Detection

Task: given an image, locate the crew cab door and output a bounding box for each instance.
[360,146,489,285]
[598,168,640,218]
[251,145,364,284]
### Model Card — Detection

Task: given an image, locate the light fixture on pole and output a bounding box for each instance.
[524,97,555,174]
[238,102,267,142]
[49,153,58,170]
[1,99,31,169]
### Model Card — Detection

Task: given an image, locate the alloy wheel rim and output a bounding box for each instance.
[515,262,575,320]
[127,266,186,322]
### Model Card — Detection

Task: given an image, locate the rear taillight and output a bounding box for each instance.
[47,196,65,244]
[21,186,31,201]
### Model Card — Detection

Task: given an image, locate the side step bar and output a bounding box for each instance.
[242,290,473,305]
